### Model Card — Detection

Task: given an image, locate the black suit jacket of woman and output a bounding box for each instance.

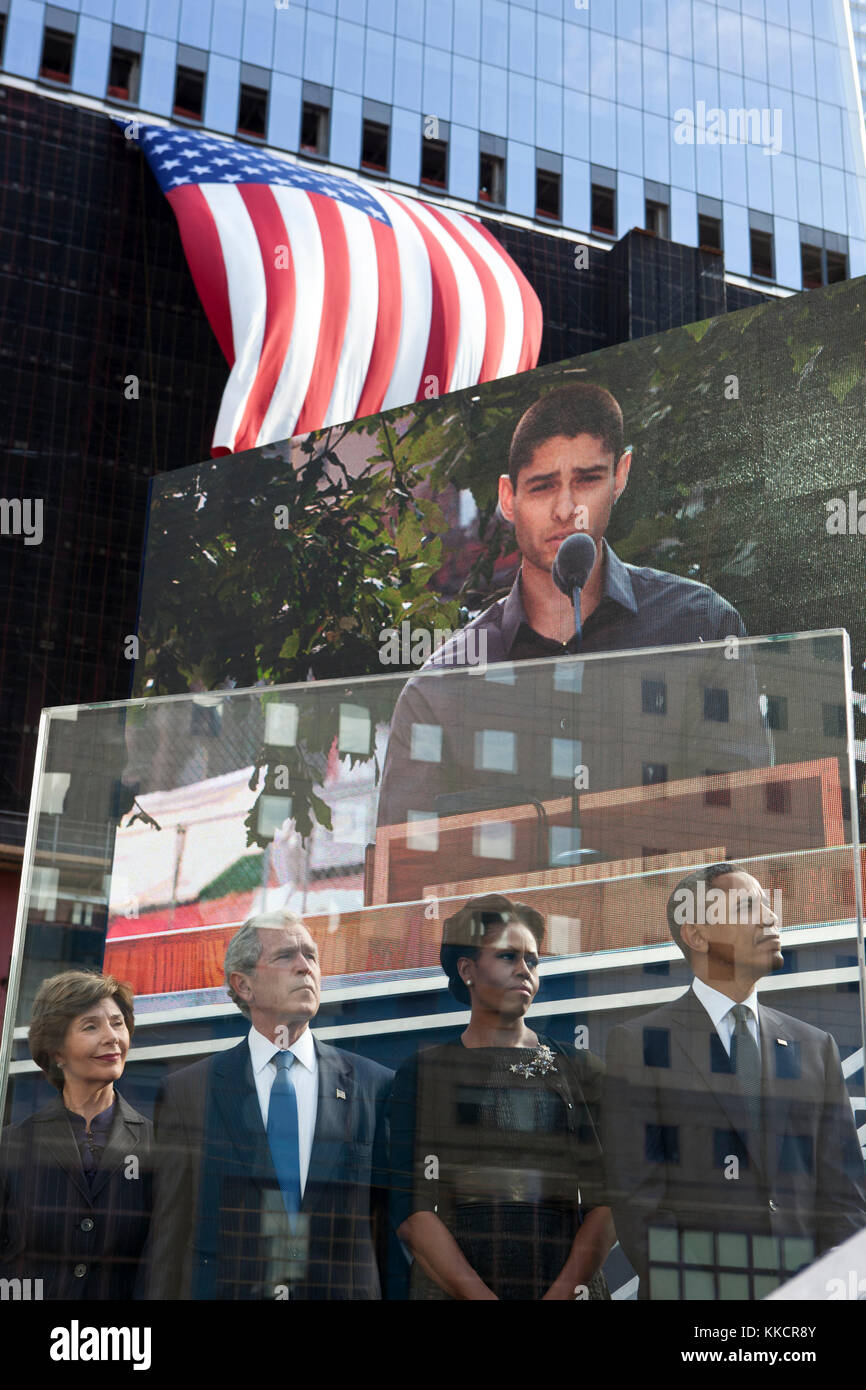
[0,1090,154,1300]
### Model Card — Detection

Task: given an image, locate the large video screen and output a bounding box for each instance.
[135,272,866,713]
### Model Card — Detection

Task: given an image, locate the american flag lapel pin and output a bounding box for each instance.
[336,1088,346,1100]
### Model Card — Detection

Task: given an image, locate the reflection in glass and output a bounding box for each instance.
[1,635,863,1304]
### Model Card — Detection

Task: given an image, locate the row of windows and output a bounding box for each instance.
[641,679,847,737]
[408,717,844,780]
[25,19,851,284]
[402,775,826,859]
[26,6,846,105]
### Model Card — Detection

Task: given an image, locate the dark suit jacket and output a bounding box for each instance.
[145,1035,393,1300]
[603,987,866,1298]
[0,1090,154,1300]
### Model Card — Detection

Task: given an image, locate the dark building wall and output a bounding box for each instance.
[0,85,225,814]
[485,219,773,363]
[726,282,776,313]
[0,84,775,821]
[604,227,726,342]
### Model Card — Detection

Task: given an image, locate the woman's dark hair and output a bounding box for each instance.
[440,894,546,1006]
[28,969,135,1092]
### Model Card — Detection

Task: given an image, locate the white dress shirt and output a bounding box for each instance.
[691,977,760,1058]
[248,1025,319,1195]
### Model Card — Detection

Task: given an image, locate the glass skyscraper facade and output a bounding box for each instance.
[1,0,866,290]
[847,0,866,118]
[2,0,866,292]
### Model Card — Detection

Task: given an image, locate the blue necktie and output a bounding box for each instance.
[267,1050,301,1225]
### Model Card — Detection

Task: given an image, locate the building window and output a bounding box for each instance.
[642,679,667,716]
[698,214,722,251]
[822,703,846,739]
[174,66,205,121]
[750,228,774,280]
[301,102,330,157]
[479,151,505,205]
[421,136,448,188]
[591,183,615,235]
[40,27,74,84]
[766,695,788,732]
[765,780,791,815]
[704,770,731,808]
[645,199,669,238]
[361,119,389,173]
[238,84,268,139]
[801,241,823,289]
[703,687,730,723]
[802,240,848,288]
[536,167,561,221]
[642,762,668,786]
[108,47,140,103]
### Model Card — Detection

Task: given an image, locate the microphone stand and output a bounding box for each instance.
[571,584,583,647]
[551,533,597,869]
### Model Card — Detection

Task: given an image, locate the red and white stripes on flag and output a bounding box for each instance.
[133,123,543,455]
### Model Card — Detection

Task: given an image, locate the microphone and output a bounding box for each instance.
[552,533,597,644]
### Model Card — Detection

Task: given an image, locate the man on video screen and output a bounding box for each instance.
[483,383,745,661]
[376,383,765,835]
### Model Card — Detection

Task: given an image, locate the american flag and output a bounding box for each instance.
[131,123,543,456]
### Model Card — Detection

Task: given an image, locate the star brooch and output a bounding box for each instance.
[509,1044,558,1079]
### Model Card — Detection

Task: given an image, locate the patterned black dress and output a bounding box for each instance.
[390,1034,610,1300]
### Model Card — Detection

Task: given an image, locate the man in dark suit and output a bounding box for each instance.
[146,910,393,1300]
[603,862,866,1300]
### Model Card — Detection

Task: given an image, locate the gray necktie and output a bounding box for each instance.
[730,1004,763,1134]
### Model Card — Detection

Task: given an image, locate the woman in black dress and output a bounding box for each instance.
[390,894,615,1300]
[0,970,153,1299]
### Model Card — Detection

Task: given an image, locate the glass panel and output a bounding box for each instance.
[680,1230,712,1266]
[718,1232,749,1268]
[2,633,863,1304]
[363,30,394,104]
[641,45,668,115]
[479,64,507,137]
[649,1227,679,1263]
[649,1267,680,1299]
[481,0,508,68]
[754,1273,783,1298]
[718,1272,750,1298]
[783,1236,815,1271]
[683,1269,715,1298]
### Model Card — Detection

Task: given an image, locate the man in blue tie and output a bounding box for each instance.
[602,863,866,1300]
[145,910,393,1300]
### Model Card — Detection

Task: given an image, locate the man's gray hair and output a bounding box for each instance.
[224,909,306,1018]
